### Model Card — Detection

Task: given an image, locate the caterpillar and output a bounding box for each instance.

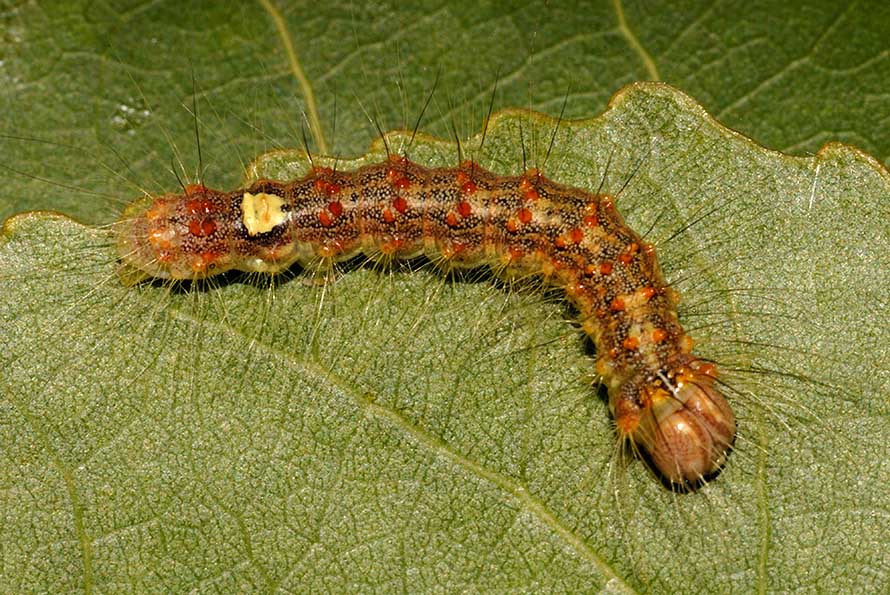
[115,151,736,490]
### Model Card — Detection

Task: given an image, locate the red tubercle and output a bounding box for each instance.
[188,219,216,237]
[317,201,344,227]
[505,218,519,233]
[610,297,625,311]
[456,200,473,218]
[385,173,411,190]
[518,176,540,202]
[622,336,640,351]
[639,286,656,301]
[651,328,668,343]
[517,207,533,224]
[508,245,524,260]
[445,212,460,228]
[382,208,395,224]
[314,178,342,195]
[599,261,613,275]
[392,196,409,213]
[328,201,344,218]
[583,202,599,222]
[569,227,584,244]
[618,242,639,265]
[314,200,342,228]
[185,198,214,215]
[386,156,412,190]
[456,170,478,195]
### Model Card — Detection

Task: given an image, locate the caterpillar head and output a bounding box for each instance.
[614,356,737,489]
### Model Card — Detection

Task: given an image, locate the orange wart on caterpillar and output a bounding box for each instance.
[115,151,736,490]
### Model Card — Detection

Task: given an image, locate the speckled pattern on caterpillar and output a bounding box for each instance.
[117,155,736,490]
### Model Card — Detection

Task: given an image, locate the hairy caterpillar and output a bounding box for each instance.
[115,149,736,489]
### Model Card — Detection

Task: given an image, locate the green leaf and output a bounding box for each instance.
[2,2,888,593]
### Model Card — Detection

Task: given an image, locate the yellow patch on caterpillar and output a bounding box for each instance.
[241,191,287,236]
